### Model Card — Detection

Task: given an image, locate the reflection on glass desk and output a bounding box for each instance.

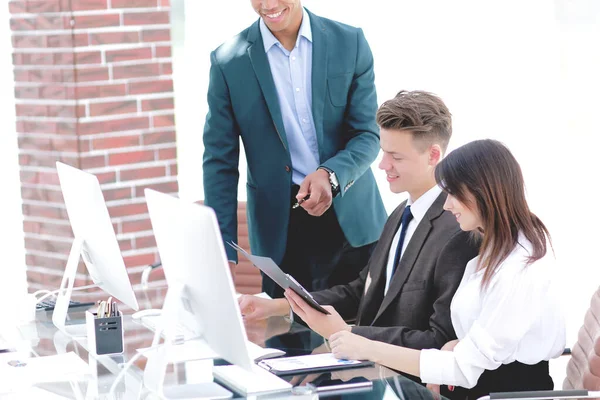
[1,287,448,399]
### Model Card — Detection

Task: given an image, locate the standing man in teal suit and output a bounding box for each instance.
[203,0,387,299]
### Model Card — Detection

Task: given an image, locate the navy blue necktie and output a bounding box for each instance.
[392,205,413,276]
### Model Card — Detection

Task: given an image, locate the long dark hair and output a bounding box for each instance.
[435,139,551,289]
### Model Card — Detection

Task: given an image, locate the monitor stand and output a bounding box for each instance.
[52,237,100,337]
[143,283,233,399]
[143,283,291,398]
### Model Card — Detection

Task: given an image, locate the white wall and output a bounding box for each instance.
[0,2,27,313]
[174,0,600,357]
[173,0,256,204]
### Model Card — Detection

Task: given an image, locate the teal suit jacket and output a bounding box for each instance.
[203,9,387,264]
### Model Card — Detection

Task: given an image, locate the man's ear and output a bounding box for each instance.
[429,144,442,166]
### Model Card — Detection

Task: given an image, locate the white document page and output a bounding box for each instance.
[258,353,363,372]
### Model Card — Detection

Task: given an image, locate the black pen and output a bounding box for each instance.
[292,194,310,209]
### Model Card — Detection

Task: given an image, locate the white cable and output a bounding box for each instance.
[32,289,51,298]
[33,283,99,305]
[107,335,202,397]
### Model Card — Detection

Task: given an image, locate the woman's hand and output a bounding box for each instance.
[425,339,460,398]
[426,383,441,400]
[441,339,459,352]
[329,330,374,361]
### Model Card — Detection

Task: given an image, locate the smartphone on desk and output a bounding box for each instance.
[292,376,373,397]
[316,377,372,393]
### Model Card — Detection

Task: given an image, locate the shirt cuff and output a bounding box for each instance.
[420,348,458,385]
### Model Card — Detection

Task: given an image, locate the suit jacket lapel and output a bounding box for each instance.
[357,202,406,325]
[308,9,327,160]
[246,21,289,151]
[373,193,447,322]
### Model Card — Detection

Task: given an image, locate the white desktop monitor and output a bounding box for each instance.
[144,189,290,397]
[53,162,139,333]
[144,188,253,371]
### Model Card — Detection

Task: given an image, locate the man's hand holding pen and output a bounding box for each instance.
[294,169,332,216]
[292,194,310,209]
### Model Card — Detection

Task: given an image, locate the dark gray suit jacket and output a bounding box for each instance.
[311,192,479,350]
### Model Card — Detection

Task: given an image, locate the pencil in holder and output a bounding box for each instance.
[86,309,124,356]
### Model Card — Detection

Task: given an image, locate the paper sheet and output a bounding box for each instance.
[0,352,88,394]
[0,387,74,400]
[259,353,363,372]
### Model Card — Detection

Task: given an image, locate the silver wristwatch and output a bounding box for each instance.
[319,167,340,196]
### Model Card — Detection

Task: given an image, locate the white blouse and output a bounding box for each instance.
[419,234,566,388]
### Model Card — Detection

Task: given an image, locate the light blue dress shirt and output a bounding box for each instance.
[260,9,319,185]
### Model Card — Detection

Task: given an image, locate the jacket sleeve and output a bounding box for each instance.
[310,264,369,322]
[202,50,241,263]
[351,231,478,350]
[320,28,380,196]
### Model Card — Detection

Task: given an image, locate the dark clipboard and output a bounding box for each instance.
[227,242,330,315]
[256,354,374,376]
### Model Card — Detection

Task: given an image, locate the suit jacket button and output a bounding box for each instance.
[285,165,291,172]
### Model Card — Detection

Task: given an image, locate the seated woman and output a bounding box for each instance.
[285,139,566,399]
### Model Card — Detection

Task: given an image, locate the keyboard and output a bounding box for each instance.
[213,364,291,396]
[0,337,13,353]
[137,315,191,339]
[36,299,95,311]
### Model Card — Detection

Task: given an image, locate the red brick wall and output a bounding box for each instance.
[9,0,176,291]
[235,203,262,294]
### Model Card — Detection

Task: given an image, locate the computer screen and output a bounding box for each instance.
[144,188,254,372]
[56,162,139,311]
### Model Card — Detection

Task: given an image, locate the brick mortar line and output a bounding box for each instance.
[9,24,171,35]
[14,79,174,90]
[24,195,149,206]
[14,58,173,69]
[114,229,155,240]
[121,247,157,257]
[22,216,72,225]
[25,229,156,242]
[16,93,174,105]
[81,109,175,122]
[10,7,171,18]
[25,268,89,279]
[12,41,172,52]
[25,250,70,259]
[24,212,154,224]
[17,129,175,140]
[83,142,177,154]
[19,151,176,164]
[18,109,174,122]
[17,135,175,146]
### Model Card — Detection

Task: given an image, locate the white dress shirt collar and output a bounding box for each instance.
[407,185,443,224]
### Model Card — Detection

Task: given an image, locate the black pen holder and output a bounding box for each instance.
[86,309,124,356]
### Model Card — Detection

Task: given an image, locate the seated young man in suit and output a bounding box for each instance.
[239,90,479,352]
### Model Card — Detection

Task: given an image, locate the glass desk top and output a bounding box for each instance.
[0,286,446,399]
